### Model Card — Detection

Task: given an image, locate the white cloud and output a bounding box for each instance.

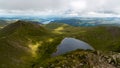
[70,0,87,11]
[0,0,120,17]
[81,12,120,17]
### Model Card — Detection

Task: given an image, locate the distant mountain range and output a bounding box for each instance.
[0,16,120,27]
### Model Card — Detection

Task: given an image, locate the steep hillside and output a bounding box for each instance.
[0,20,46,36]
[0,20,60,68]
[75,26,120,52]
[1,21,120,68]
[45,23,120,52]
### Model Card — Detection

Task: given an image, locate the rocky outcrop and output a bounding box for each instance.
[45,50,120,68]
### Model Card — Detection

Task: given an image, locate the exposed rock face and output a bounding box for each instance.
[85,51,120,68]
[46,50,120,68]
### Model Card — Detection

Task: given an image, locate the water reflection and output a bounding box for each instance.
[52,38,94,56]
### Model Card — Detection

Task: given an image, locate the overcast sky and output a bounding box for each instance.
[0,0,120,17]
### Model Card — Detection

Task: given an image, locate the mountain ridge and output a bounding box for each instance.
[0,20,52,68]
[0,20,120,68]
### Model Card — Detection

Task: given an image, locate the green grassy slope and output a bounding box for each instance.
[45,23,120,52]
[1,21,120,68]
[0,20,62,68]
[38,23,120,67]
[75,26,120,52]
